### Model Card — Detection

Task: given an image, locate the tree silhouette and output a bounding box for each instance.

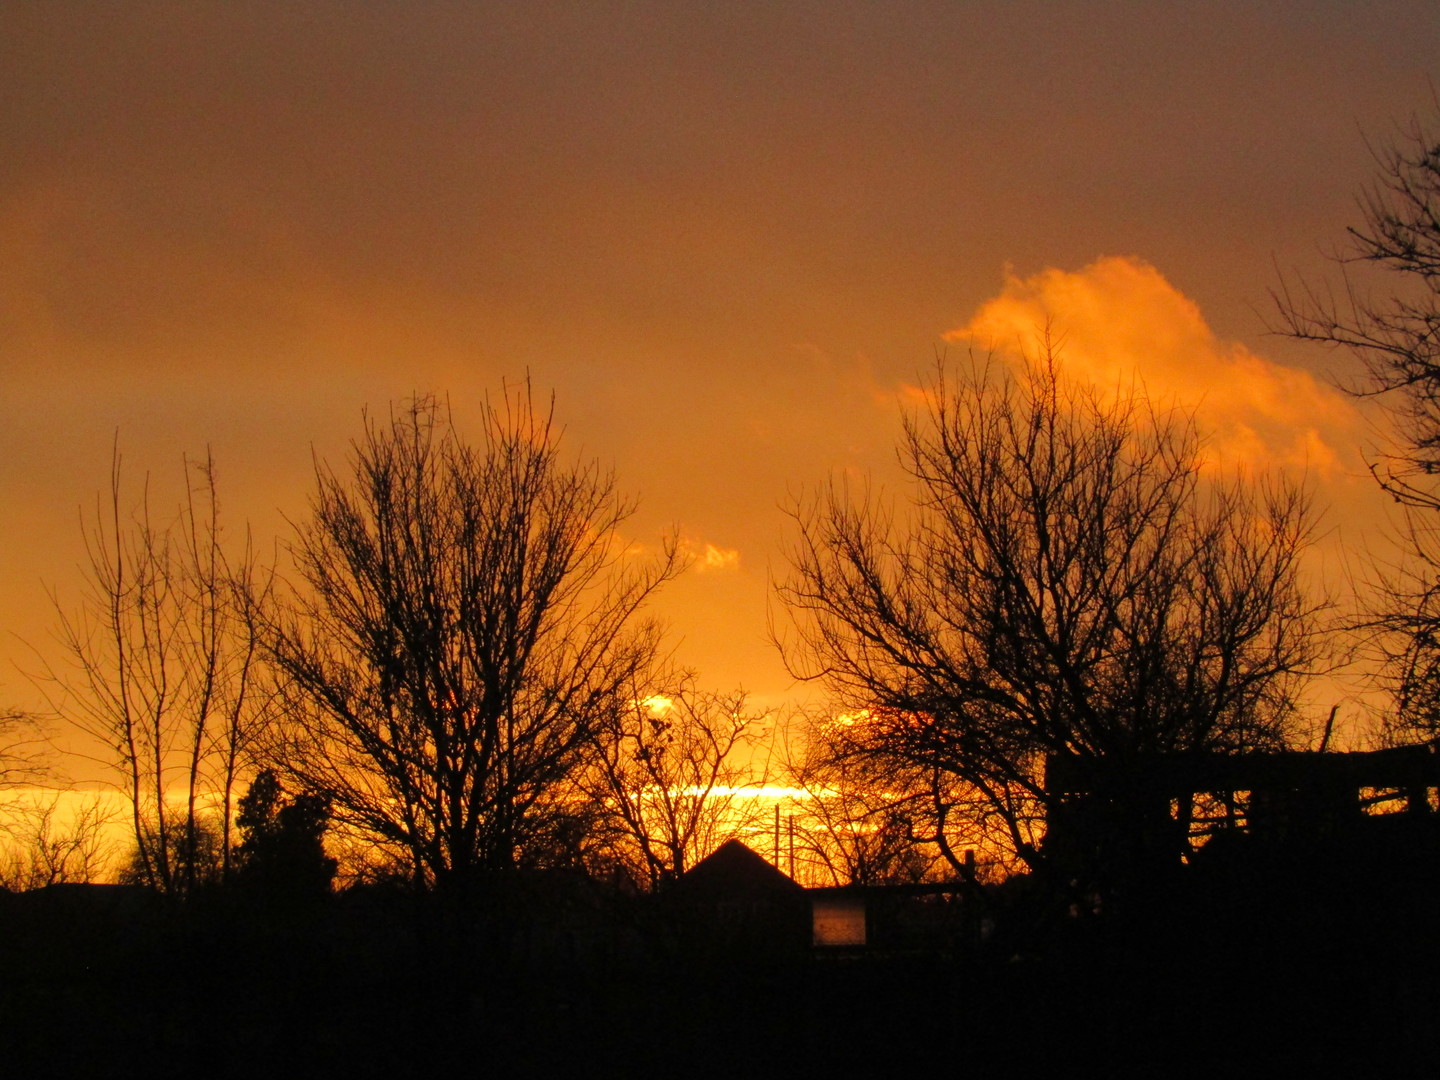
[40,447,270,895]
[1276,105,1440,744]
[582,683,769,889]
[1276,107,1440,506]
[782,710,955,886]
[0,793,115,891]
[777,353,1324,897]
[232,768,336,897]
[118,812,224,894]
[259,389,680,893]
[0,709,49,793]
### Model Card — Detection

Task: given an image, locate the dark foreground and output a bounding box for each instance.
[2,853,1437,1079]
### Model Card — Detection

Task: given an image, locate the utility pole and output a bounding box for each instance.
[774,804,781,870]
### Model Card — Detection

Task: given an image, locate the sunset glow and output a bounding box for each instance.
[0,3,1432,843]
[6,12,1440,1073]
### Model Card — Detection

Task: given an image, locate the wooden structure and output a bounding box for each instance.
[1044,743,1440,866]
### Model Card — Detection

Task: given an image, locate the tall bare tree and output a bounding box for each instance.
[1276,105,1440,743]
[1276,107,1440,507]
[261,390,680,892]
[41,447,268,894]
[776,353,1324,893]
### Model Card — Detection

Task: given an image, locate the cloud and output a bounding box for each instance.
[943,257,1363,475]
[681,539,741,573]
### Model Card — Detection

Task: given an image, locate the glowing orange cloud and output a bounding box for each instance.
[678,539,740,573]
[943,257,1362,475]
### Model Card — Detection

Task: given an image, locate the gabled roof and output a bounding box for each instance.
[673,839,803,896]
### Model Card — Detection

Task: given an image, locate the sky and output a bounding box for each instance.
[3,1,1440,757]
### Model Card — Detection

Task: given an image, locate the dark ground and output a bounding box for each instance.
[2,849,1437,1079]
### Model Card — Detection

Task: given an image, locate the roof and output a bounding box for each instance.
[672,839,803,897]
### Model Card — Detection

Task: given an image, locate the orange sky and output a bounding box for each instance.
[3,2,1439,755]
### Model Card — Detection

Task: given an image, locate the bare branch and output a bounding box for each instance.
[776,351,1326,894]
[258,388,681,892]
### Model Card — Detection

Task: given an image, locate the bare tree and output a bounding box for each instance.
[260,390,681,893]
[118,812,225,891]
[1276,106,1440,743]
[780,711,942,887]
[0,712,109,892]
[1275,107,1440,507]
[0,709,50,792]
[776,353,1324,894]
[40,447,268,895]
[582,681,769,890]
[0,793,117,891]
